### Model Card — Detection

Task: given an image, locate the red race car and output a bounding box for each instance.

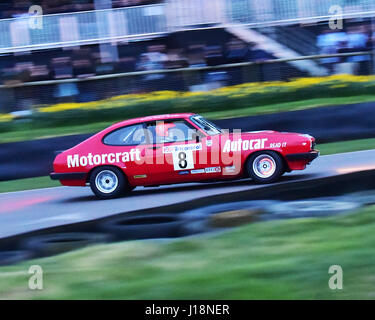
[50,113,319,199]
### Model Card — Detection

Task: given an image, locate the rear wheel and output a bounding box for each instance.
[89,166,127,199]
[246,151,284,184]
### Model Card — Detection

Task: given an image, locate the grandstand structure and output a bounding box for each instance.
[0,0,374,113]
[0,0,374,53]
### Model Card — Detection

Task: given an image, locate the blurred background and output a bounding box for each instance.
[1,0,375,300]
[0,0,374,113]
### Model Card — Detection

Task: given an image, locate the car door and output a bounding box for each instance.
[142,119,221,185]
[101,123,153,186]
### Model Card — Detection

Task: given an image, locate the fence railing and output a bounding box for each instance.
[1,0,375,53]
[0,51,372,114]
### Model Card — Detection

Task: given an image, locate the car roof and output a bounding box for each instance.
[105,113,197,132]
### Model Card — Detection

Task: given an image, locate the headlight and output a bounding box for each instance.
[311,140,316,150]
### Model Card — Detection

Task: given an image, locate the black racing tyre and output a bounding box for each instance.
[246,151,284,184]
[181,219,217,236]
[0,250,31,266]
[22,232,112,258]
[89,166,128,199]
[99,214,185,240]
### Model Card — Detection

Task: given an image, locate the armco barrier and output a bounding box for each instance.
[1,101,375,181]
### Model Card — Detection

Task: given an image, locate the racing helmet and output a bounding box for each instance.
[155,122,176,137]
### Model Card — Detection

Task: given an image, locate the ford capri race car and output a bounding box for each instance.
[50,113,319,199]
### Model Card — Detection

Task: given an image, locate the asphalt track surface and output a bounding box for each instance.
[1,149,375,239]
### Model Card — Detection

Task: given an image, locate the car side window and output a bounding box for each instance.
[103,124,148,146]
[146,120,196,144]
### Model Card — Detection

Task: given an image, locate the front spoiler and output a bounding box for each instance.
[285,150,320,162]
[50,172,87,181]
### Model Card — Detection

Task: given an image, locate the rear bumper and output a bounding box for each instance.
[285,150,320,162]
[50,172,87,181]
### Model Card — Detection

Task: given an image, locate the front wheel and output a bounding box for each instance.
[246,151,284,184]
[89,166,128,199]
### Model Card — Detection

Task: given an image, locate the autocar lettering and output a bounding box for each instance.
[223,138,268,152]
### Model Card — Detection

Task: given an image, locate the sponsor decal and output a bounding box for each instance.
[178,171,190,175]
[163,143,202,154]
[67,149,141,168]
[134,174,147,179]
[223,139,268,152]
[205,167,221,173]
[223,165,236,173]
[191,169,205,174]
[206,140,213,147]
[270,142,287,148]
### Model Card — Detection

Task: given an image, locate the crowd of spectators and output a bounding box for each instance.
[1,20,374,112]
[0,37,273,87]
[0,0,162,19]
[0,34,277,111]
[317,24,373,75]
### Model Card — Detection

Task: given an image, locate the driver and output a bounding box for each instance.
[155,122,177,143]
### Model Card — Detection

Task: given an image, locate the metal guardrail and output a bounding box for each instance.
[0,0,375,53]
[0,4,168,53]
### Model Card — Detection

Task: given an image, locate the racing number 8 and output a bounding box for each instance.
[178,152,187,169]
[172,150,194,171]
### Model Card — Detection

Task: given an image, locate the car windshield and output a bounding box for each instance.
[190,115,222,136]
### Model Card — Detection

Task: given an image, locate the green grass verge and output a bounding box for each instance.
[0,177,60,193]
[318,137,375,156]
[1,95,375,143]
[203,95,375,120]
[0,204,374,299]
[0,137,374,194]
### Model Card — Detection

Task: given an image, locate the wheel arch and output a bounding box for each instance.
[244,149,290,176]
[86,165,130,185]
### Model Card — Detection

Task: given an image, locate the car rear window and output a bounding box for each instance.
[103,124,147,146]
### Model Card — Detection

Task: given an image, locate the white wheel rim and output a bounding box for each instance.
[253,155,276,179]
[95,170,118,194]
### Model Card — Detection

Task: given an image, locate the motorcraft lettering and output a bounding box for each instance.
[67,149,141,168]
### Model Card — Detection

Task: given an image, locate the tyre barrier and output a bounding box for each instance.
[0,250,32,266]
[208,208,263,228]
[262,198,361,220]
[180,200,279,221]
[21,232,112,258]
[339,190,375,206]
[99,214,186,240]
[179,200,279,234]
